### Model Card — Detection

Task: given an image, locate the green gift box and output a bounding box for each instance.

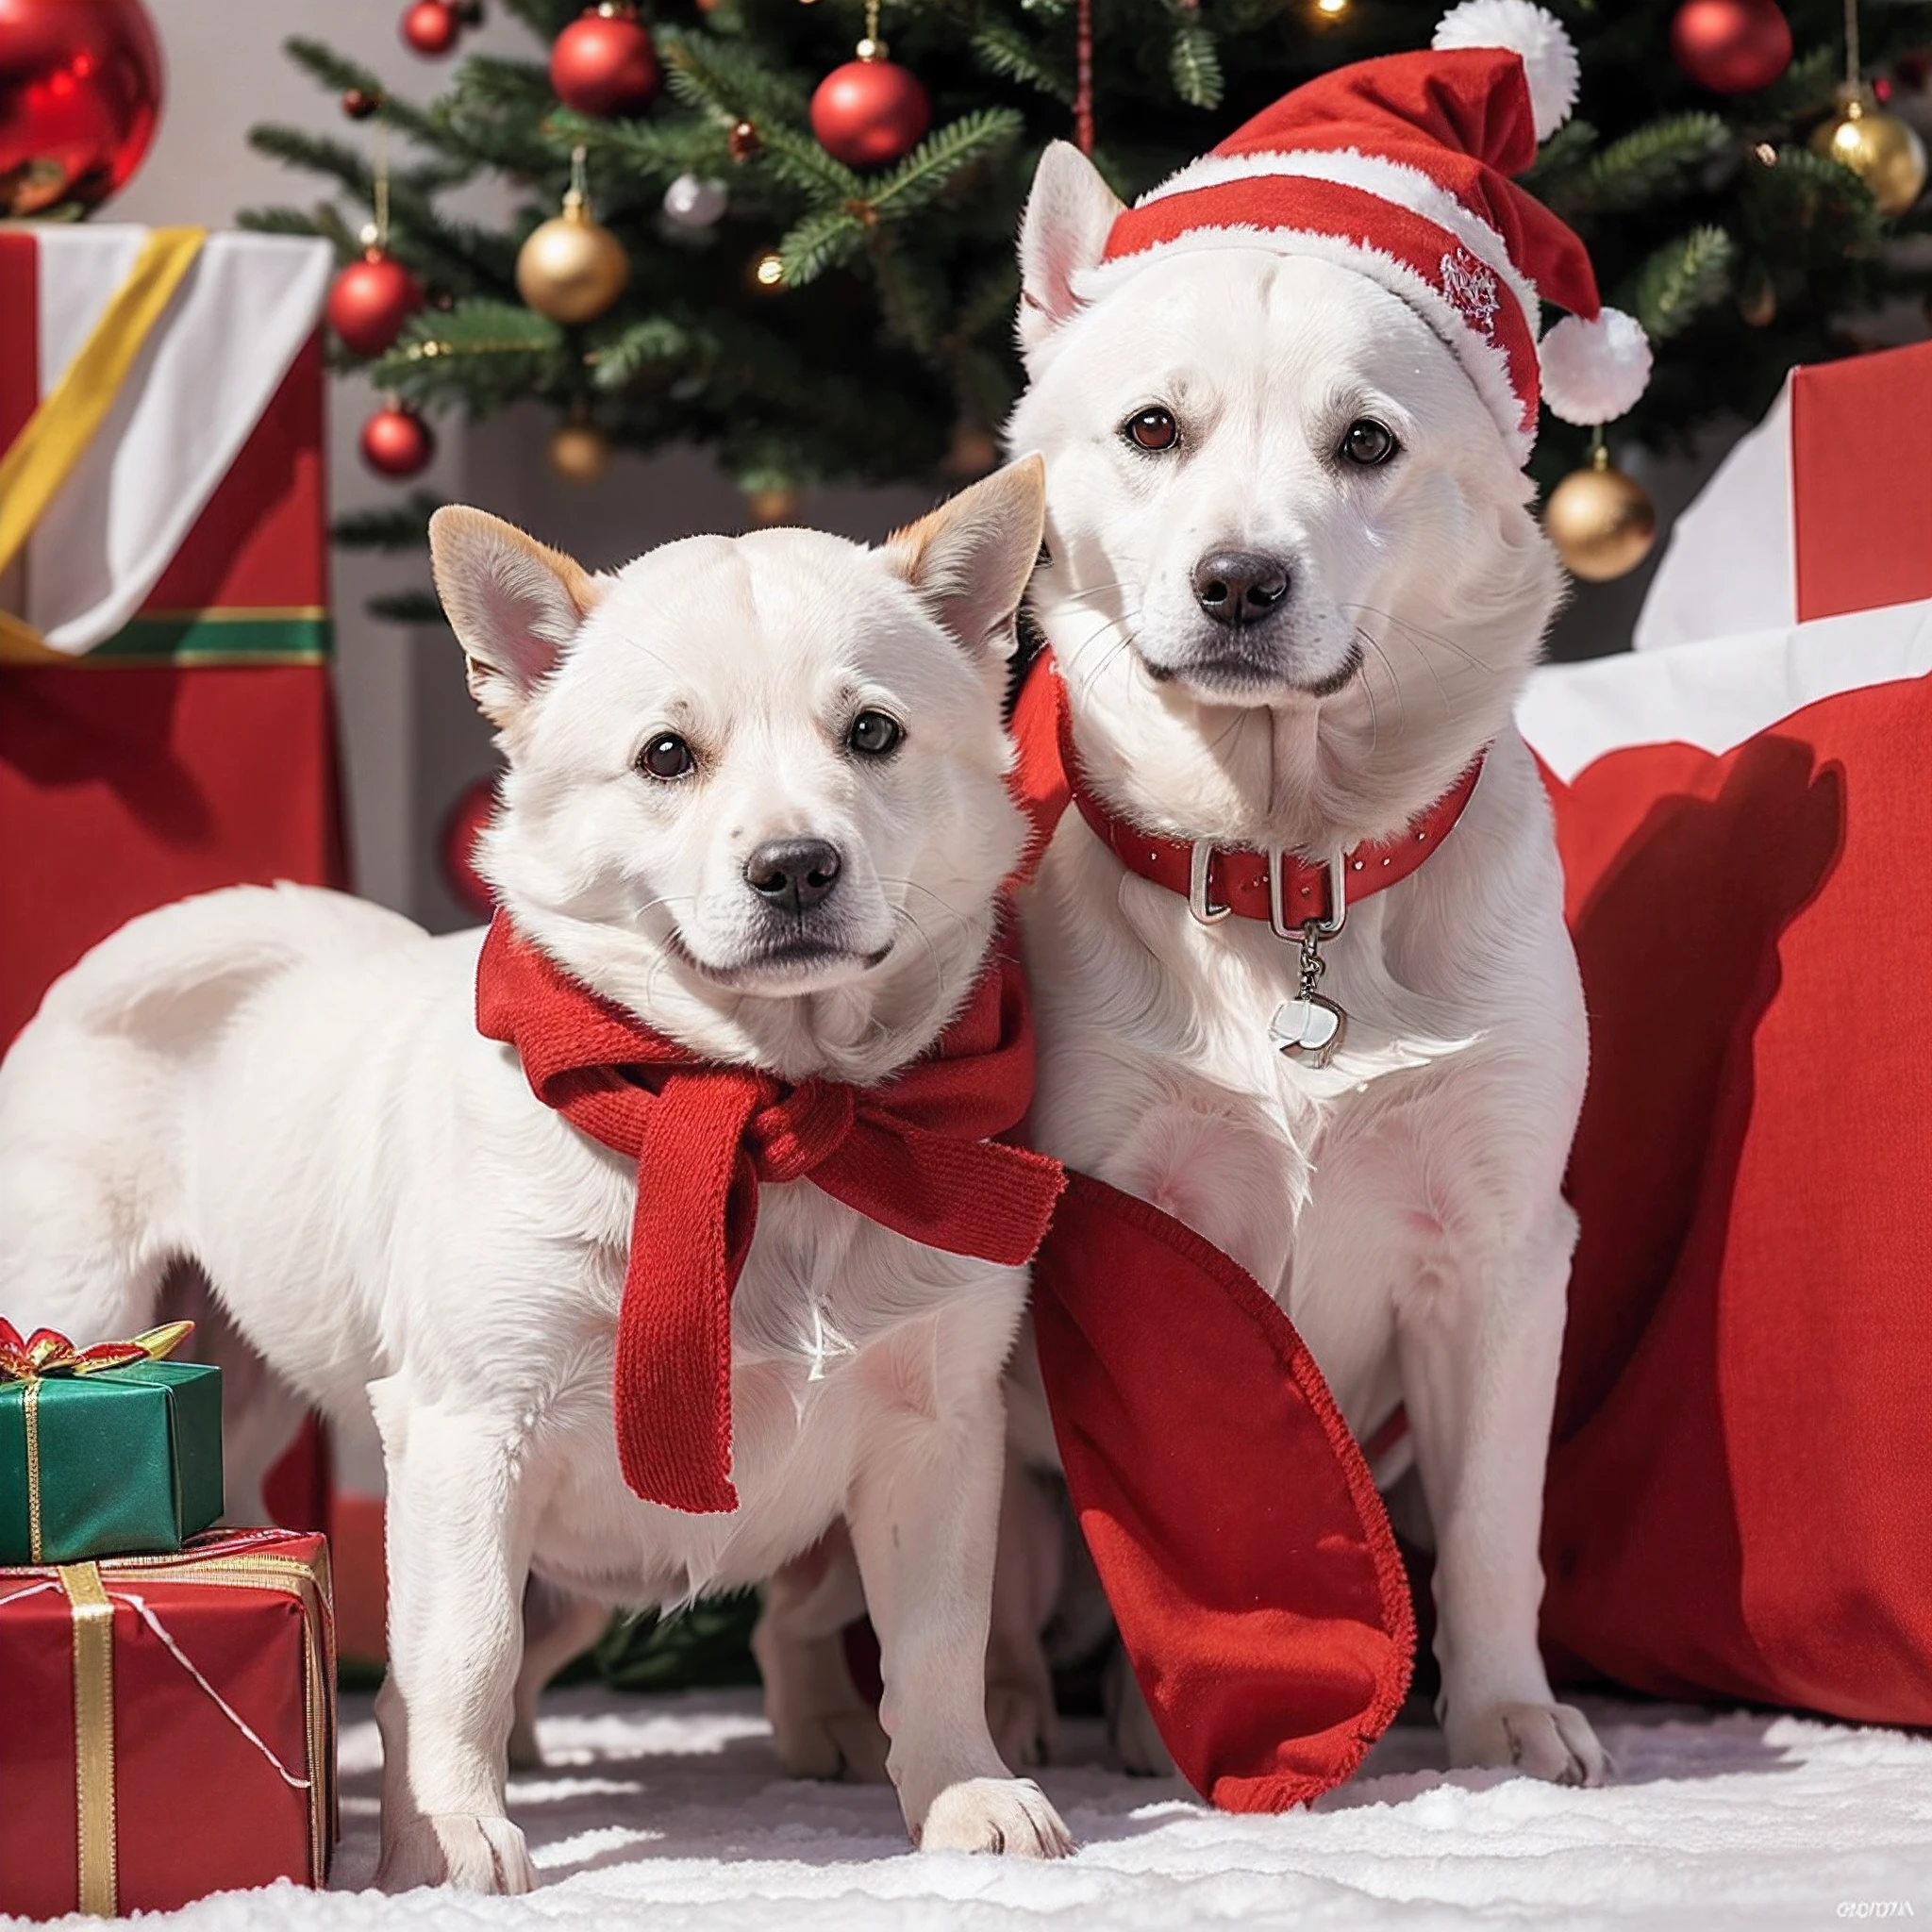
[0,1320,224,1565]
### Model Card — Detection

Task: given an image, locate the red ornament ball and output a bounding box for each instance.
[360,404,436,478]
[550,8,659,117]
[0,0,163,216]
[809,57,930,169]
[439,776,499,920]
[1670,0,1792,94]
[400,0,460,57]
[326,251,424,358]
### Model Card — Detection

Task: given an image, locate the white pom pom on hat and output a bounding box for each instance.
[1539,308,1653,425]
[1433,0,1580,142]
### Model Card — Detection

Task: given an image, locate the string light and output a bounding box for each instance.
[1315,0,1351,15]
[753,250,785,289]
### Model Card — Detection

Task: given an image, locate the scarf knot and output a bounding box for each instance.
[476,913,1065,1515]
[745,1077,856,1184]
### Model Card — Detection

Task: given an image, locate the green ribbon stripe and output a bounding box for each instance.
[79,612,332,667]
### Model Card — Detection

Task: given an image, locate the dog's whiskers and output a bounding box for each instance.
[1341,602,1494,677]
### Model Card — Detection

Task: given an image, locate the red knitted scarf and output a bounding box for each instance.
[475,913,1065,1514]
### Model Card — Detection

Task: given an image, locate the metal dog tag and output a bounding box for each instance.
[1271,906,1347,1069]
[1271,992,1346,1067]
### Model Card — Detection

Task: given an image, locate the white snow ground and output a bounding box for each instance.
[36,1685,1932,1931]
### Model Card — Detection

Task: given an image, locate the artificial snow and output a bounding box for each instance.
[26,1683,1929,1931]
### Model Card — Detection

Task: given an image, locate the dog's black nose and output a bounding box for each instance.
[745,838,842,914]
[1192,551,1291,626]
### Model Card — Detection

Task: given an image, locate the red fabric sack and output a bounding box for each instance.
[1539,670,1932,1723]
[0,1525,337,1920]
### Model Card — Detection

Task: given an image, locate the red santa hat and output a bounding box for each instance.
[1091,0,1651,462]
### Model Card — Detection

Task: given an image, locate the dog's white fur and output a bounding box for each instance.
[0,461,1075,1888]
[1000,142,1607,1785]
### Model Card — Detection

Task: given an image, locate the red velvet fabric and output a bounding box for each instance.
[1033,1175,1415,1810]
[474,913,1065,1514]
[1539,671,1932,1723]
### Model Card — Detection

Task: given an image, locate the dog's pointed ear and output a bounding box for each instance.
[882,455,1046,662]
[1018,142,1124,355]
[428,507,603,730]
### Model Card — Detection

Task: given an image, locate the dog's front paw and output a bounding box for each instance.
[770,1705,892,1784]
[919,1777,1074,1858]
[376,1813,535,1894]
[1445,1700,1607,1786]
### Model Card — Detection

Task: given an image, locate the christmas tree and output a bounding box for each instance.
[244,0,1930,518]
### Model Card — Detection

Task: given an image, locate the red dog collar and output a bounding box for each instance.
[1047,668,1485,932]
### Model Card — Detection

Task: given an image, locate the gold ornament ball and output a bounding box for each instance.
[1809,92,1929,219]
[1544,458,1658,583]
[746,484,798,525]
[548,421,611,483]
[516,200,629,324]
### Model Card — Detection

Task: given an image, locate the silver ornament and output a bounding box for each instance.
[662,174,728,230]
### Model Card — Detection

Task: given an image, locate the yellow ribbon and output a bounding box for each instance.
[58,1563,119,1916]
[0,226,208,649]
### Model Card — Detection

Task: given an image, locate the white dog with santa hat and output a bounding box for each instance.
[996,0,1653,1784]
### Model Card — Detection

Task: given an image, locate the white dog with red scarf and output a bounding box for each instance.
[997,1,1656,1783]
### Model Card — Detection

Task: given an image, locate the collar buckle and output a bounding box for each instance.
[1188,841,1232,925]
[1268,849,1348,944]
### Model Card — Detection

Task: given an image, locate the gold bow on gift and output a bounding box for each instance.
[0,1319,193,1385]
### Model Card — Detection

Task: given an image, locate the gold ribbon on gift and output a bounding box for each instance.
[39,1537,338,1917]
[2,1320,195,1562]
[0,226,208,662]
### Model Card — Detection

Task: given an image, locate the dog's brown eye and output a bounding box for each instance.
[1124,408,1178,453]
[1341,419,1398,467]
[847,710,904,758]
[638,733,694,780]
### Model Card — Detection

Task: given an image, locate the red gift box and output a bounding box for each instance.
[0,1525,337,1919]
[0,229,347,1050]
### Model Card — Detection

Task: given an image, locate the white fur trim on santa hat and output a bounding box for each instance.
[1138,146,1542,326]
[1432,0,1579,142]
[1539,308,1652,425]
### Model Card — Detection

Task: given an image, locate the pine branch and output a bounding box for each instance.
[1738,43,1840,125]
[331,491,444,550]
[552,107,729,186]
[866,110,1025,213]
[754,125,869,206]
[1523,117,1598,200]
[1558,113,1730,216]
[776,205,871,286]
[371,301,568,401]
[658,25,812,128]
[235,207,326,238]
[971,22,1074,104]
[1169,24,1224,112]
[249,124,378,201]
[588,316,697,391]
[283,37,447,153]
[1625,225,1737,339]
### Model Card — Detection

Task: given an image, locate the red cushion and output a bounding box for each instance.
[1539,671,1932,1724]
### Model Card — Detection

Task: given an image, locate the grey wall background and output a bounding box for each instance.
[123,0,1722,930]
